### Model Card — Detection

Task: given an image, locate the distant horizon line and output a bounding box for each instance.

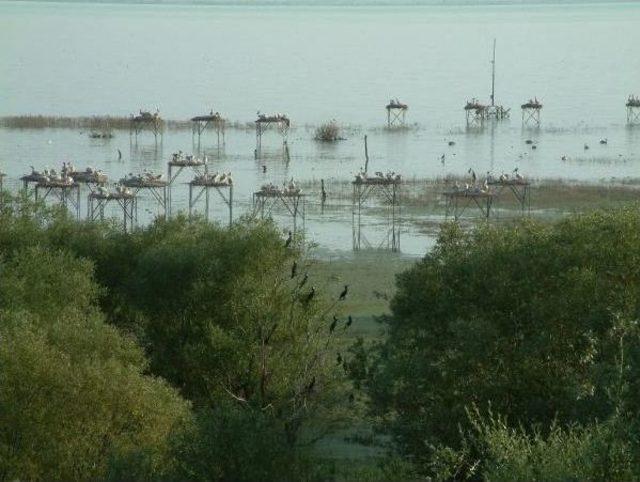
[7,0,637,7]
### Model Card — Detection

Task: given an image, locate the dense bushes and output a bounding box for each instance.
[0,247,189,480]
[0,197,346,480]
[365,208,640,476]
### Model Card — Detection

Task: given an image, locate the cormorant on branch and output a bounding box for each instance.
[305,287,316,304]
[291,261,297,279]
[345,315,353,329]
[284,231,293,248]
[330,315,338,333]
[339,285,349,301]
[336,352,343,365]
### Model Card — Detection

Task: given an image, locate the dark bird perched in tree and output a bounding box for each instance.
[306,376,316,394]
[339,285,349,301]
[336,353,343,365]
[349,393,355,403]
[345,315,353,329]
[305,287,316,304]
[284,231,293,248]
[291,261,297,279]
[330,315,339,333]
[299,272,309,288]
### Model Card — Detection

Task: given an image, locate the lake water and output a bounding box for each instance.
[1,1,640,256]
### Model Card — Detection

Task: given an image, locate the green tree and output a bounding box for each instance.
[366,209,640,470]
[0,247,190,481]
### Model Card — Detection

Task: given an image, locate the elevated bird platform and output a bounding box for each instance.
[121,177,168,218]
[254,189,303,198]
[488,179,531,214]
[255,114,290,153]
[443,189,494,220]
[130,112,164,139]
[188,178,233,225]
[256,115,290,126]
[521,99,543,127]
[385,101,408,127]
[88,191,137,232]
[72,171,108,185]
[190,178,232,188]
[121,178,168,189]
[352,179,401,252]
[521,101,543,109]
[191,113,225,147]
[191,114,223,122]
[34,181,81,219]
[627,96,640,125]
[168,159,207,168]
[353,177,401,186]
[89,191,135,201]
[252,189,305,233]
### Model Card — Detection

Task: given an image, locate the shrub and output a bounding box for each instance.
[366,208,640,471]
[315,120,341,141]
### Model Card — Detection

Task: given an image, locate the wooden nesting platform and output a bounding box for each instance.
[191,113,225,147]
[188,178,233,225]
[353,178,402,186]
[521,99,542,127]
[252,189,305,233]
[385,101,408,127]
[21,173,48,189]
[352,179,402,252]
[121,178,168,189]
[168,159,207,168]
[88,191,137,232]
[121,178,169,218]
[255,115,290,152]
[385,102,408,110]
[443,189,494,220]
[191,114,223,123]
[488,180,531,213]
[256,115,291,127]
[626,97,640,108]
[465,100,487,127]
[521,101,543,109]
[130,112,164,139]
[627,96,640,125]
[167,158,208,216]
[34,180,81,219]
[72,171,108,185]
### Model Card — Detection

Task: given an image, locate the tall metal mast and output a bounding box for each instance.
[490,38,496,107]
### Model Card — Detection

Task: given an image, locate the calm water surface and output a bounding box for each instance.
[1,1,639,255]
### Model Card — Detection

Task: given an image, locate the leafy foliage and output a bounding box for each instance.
[366,208,640,470]
[0,247,189,480]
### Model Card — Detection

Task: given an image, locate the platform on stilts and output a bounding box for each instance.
[252,182,305,234]
[167,152,208,215]
[443,188,494,221]
[35,179,81,219]
[187,173,233,226]
[255,113,290,157]
[191,111,226,148]
[130,110,164,141]
[385,99,408,128]
[88,188,137,233]
[352,172,402,252]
